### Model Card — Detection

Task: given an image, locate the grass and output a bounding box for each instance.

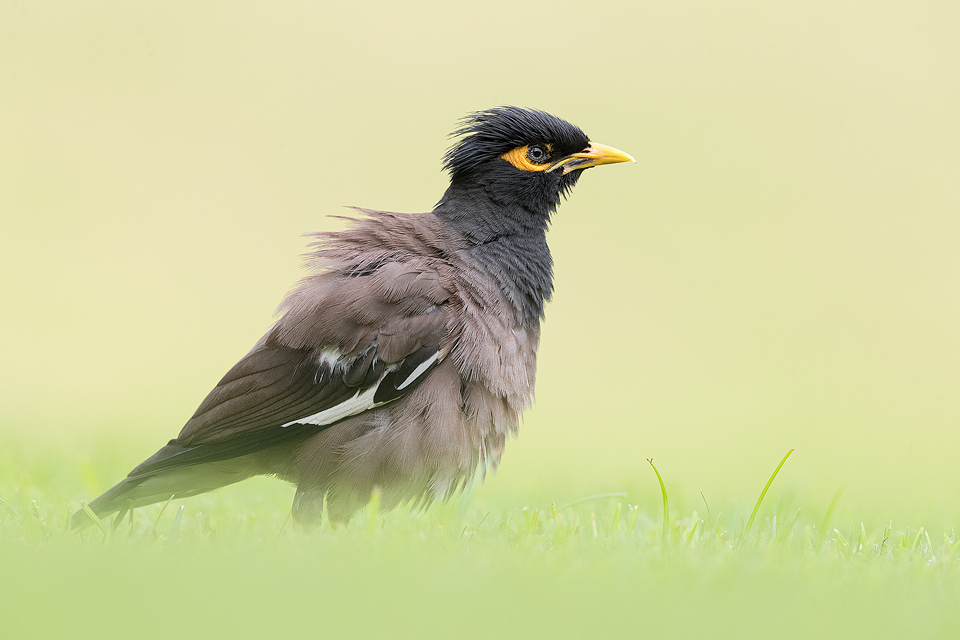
[2,438,960,639]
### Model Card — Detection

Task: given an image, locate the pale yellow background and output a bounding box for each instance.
[2,2,958,521]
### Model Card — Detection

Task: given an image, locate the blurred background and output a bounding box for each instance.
[1,1,958,524]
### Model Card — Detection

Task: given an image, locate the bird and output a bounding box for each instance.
[72,106,634,530]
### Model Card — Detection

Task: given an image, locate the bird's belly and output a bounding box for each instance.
[297,327,537,516]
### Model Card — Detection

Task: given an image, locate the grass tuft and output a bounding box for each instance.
[739,448,794,548]
[647,458,669,544]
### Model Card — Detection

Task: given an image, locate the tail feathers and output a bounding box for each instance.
[71,425,327,530]
[71,477,149,530]
[71,448,258,530]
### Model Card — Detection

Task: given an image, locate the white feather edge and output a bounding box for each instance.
[282,350,442,428]
[281,375,386,428]
[397,351,441,390]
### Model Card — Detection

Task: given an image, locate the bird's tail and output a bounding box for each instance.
[71,446,258,530]
[71,477,152,530]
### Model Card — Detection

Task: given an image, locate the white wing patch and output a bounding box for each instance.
[281,348,442,429]
[397,350,441,390]
[282,372,389,428]
[316,346,341,369]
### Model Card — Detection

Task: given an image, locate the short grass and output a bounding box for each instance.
[2,439,960,640]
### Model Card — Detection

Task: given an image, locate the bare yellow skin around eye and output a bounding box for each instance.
[499,144,553,172]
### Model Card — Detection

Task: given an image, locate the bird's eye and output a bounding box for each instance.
[526,145,549,164]
[500,143,555,172]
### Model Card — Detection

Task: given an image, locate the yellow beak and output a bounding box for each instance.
[547,141,636,175]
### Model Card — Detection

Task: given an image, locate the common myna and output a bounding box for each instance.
[73,107,634,529]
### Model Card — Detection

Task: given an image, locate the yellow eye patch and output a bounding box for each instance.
[499,144,553,172]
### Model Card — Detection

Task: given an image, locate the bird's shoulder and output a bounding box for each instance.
[273,209,463,354]
[173,211,462,447]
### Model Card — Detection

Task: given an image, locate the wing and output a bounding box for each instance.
[129,252,452,480]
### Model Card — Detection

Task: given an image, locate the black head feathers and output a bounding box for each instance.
[443,106,590,179]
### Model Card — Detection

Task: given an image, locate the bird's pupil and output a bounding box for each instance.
[527,145,547,163]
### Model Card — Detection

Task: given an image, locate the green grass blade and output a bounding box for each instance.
[0,496,21,517]
[911,527,924,551]
[151,495,175,538]
[781,508,802,543]
[699,487,713,526]
[834,528,848,551]
[647,458,669,544]
[818,487,844,543]
[628,504,640,533]
[170,505,185,540]
[686,518,701,545]
[78,501,109,537]
[739,448,794,548]
[878,521,892,556]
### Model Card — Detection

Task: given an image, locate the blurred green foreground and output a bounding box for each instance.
[3,440,960,640]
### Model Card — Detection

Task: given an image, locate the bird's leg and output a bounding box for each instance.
[291,486,325,532]
[324,491,358,528]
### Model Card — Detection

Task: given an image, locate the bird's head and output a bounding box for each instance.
[442,106,635,218]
